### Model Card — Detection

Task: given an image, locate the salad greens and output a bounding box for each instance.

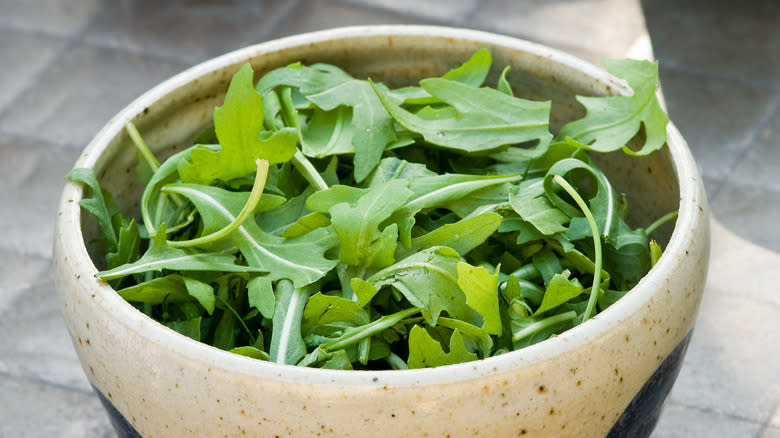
[67,50,676,370]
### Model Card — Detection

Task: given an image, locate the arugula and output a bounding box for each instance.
[68,51,677,370]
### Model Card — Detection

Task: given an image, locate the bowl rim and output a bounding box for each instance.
[57,24,705,387]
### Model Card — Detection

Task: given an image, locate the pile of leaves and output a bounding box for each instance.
[67,50,675,370]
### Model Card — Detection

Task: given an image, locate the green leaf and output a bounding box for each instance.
[164,184,338,288]
[509,191,570,236]
[116,274,193,304]
[328,179,413,268]
[533,272,584,315]
[105,219,141,287]
[166,318,202,341]
[182,276,216,315]
[372,78,552,153]
[557,59,668,156]
[398,48,493,105]
[97,225,264,280]
[65,168,121,250]
[178,64,298,184]
[307,80,397,182]
[456,262,502,335]
[301,106,354,157]
[362,157,435,188]
[301,293,370,334]
[356,247,481,327]
[230,346,269,361]
[511,311,578,348]
[247,276,275,319]
[269,280,309,365]
[407,212,502,256]
[256,63,354,95]
[407,327,478,369]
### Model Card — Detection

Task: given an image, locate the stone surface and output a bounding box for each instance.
[656,67,779,190]
[83,0,297,64]
[0,44,187,148]
[0,374,113,438]
[0,29,68,113]
[0,134,83,257]
[469,0,648,64]
[643,0,780,86]
[0,0,103,36]
[0,274,94,392]
[666,274,780,424]
[268,0,436,40]
[652,402,762,438]
[336,0,479,23]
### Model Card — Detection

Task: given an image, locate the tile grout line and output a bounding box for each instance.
[0,0,111,122]
[705,90,780,201]
[665,400,767,429]
[0,369,99,397]
[755,400,780,437]
[658,60,780,93]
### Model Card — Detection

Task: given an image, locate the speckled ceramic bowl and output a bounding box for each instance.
[54,26,709,438]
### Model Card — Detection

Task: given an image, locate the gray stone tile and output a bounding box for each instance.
[83,0,296,65]
[0,134,83,257]
[0,374,113,438]
[651,403,762,438]
[0,29,68,112]
[335,0,479,23]
[709,183,780,254]
[658,68,778,184]
[642,0,780,86]
[726,100,780,192]
[468,0,648,64]
[0,0,103,36]
[667,286,780,424]
[0,43,187,148]
[0,250,49,314]
[762,427,780,438]
[268,0,436,40]
[0,275,94,392]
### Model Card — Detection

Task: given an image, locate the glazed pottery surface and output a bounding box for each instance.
[54,26,709,438]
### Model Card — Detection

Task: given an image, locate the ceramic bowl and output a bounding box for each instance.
[54,25,709,438]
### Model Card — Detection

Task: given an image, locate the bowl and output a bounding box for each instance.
[54,25,709,438]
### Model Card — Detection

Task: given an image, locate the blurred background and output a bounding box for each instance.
[0,0,778,436]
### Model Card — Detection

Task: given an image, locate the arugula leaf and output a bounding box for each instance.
[533,272,584,315]
[352,247,483,327]
[178,64,298,184]
[65,168,122,250]
[557,59,668,156]
[328,179,413,268]
[372,78,552,153]
[306,80,397,182]
[163,183,338,288]
[407,326,477,369]
[269,280,309,365]
[406,212,502,256]
[96,225,264,280]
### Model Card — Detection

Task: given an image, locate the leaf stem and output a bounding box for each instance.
[293,150,329,191]
[323,307,419,352]
[512,310,578,343]
[125,122,160,171]
[165,159,270,248]
[645,210,678,236]
[552,175,602,322]
[277,86,329,191]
